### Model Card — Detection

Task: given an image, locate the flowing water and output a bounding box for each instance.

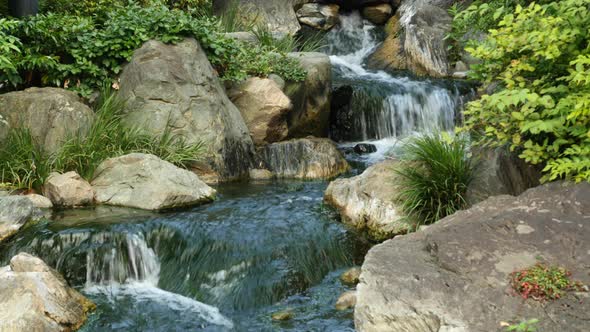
[0,12,472,332]
[326,13,475,164]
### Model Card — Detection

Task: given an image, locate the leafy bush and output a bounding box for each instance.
[0,129,51,190]
[395,133,476,227]
[509,264,584,301]
[0,18,21,85]
[506,319,539,332]
[459,0,590,182]
[1,3,305,96]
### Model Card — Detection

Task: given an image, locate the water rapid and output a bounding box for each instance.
[326,13,474,163]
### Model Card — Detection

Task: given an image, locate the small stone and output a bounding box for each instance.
[297,4,340,31]
[353,143,377,154]
[335,291,357,311]
[43,171,94,207]
[271,309,294,321]
[249,169,274,181]
[362,4,393,25]
[340,267,362,285]
[25,194,53,209]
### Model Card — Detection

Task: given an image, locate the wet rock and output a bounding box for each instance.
[468,146,541,205]
[92,153,216,211]
[119,38,255,181]
[249,168,274,181]
[25,194,53,209]
[285,53,332,138]
[335,291,357,311]
[355,181,590,332]
[228,77,291,145]
[0,87,95,153]
[224,31,259,44]
[271,309,294,321]
[368,1,452,77]
[353,143,377,154]
[324,160,410,240]
[361,3,393,25]
[296,3,340,31]
[340,267,362,285]
[0,253,95,331]
[0,196,39,242]
[259,137,349,179]
[43,171,94,207]
[213,0,307,35]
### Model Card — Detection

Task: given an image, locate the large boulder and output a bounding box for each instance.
[228,77,291,145]
[361,3,393,25]
[0,87,94,153]
[368,1,452,77]
[0,253,95,331]
[468,146,541,204]
[0,196,39,242]
[213,0,308,35]
[324,160,410,240]
[258,137,349,179]
[43,171,94,207]
[92,153,216,211]
[355,182,590,332]
[285,53,332,138]
[118,38,255,181]
[296,3,340,31]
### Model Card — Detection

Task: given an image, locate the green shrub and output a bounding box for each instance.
[0,87,204,190]
[0,129,51,191]
[1,3,305,96]
[459,0,590,182]
[506,319,539,332]
[396,133,476,228]
[52,86,204,180]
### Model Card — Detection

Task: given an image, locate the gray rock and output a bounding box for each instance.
[296,3,340,31]
[336,291,357,311]
[213,0,308,35]
[355,181,590,332]
[92,153,216,211]
[43,171,94,207]
[118,38,255,181]
[0,253,95,331]
[468,146,541,205]
[324,160,410,240]
[24,194,53,209]
[285,53,332,138]
[259,137,349,179]
[0,87,95,153]
[368,1,452,77]
[224,31,259,44]
[249,168,274,181]
[228,77,291,145]
[0,196,38,242]
[361,3,393,25]
[340,267,362,285]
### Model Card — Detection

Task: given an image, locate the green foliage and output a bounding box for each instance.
[52,86,204,180]
[459,0,590,182]
[252,24,325,54]
[218,0,257,33]
[509,264,584,301]
[0,87,204,190]
[0,129,51,190]
[395,133,476,228]
[506,319,539,332]
[1,2,305,96]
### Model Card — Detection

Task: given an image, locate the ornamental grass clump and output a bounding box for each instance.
[509,263,585,301]
[396,133,476,228]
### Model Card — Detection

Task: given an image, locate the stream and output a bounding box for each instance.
[0,13,472,332]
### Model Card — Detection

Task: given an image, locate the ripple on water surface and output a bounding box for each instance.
[0,181,368,331]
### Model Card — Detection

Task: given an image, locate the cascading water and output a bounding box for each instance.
[326,13,474,162]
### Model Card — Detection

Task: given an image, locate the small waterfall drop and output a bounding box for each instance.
[326,13,474,161]
[70,231,234,329]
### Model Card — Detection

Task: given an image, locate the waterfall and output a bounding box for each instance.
[326,13,474,155]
